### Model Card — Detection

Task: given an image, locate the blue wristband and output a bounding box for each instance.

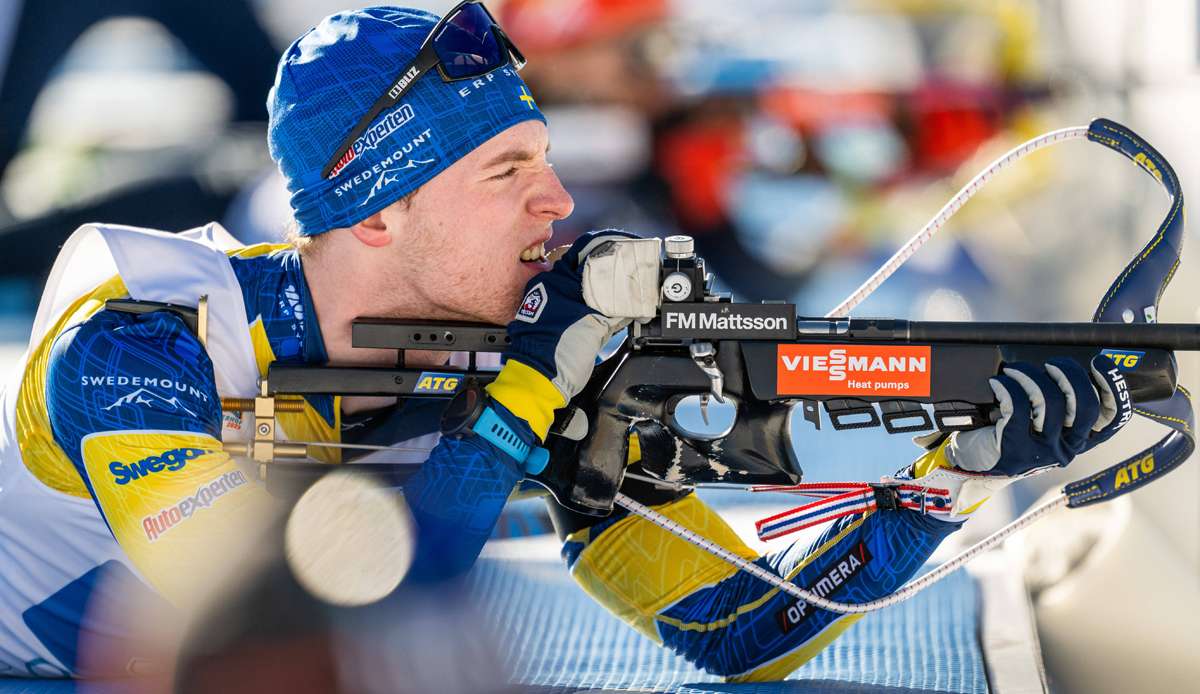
[475,406,531,462]
[471,404,549,475]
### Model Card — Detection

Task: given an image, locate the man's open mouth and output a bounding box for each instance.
[519,241,547,263]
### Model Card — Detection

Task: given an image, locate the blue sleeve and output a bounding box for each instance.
[759,508,959,638]
[402,424,527,583]
[45,309,222,492]
[44,309,277,601]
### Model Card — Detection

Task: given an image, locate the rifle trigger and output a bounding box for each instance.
[548,406,588,441]
[689,342,725,403]
[700,394,710,425]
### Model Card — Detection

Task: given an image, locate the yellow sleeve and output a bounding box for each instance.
[81,430,278,605]
[485,359,566,441]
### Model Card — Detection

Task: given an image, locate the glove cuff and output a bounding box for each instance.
[896,437,975,522]
[485,359,566,441]
[898,436,1020,521]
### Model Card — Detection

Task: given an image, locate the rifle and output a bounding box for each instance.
[225,118,1197,522]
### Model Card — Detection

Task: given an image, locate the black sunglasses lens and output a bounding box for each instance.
[433,3,505,79]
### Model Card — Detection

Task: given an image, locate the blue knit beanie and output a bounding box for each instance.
[267,6,546,235]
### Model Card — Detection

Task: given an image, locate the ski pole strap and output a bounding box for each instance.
[753,482,954,541]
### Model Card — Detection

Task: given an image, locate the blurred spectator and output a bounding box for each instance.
[503,0,832,300]
[0,0,282,284]
[0,0,280,182]
[506,0,1054,310]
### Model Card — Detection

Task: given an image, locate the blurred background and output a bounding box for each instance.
[1,1,1197,692]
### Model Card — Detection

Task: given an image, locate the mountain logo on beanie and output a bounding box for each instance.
[360,158,435,207]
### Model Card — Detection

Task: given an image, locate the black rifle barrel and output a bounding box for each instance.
[844,319,1200,349]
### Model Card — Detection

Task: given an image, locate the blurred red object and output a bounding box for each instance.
[760,82,1005,177]
[656,116,746,230]
[760,87,893,132]
[500,0,669,53]
[907,81,1002,173]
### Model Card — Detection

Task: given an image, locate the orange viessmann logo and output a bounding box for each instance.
[777,345,931,397]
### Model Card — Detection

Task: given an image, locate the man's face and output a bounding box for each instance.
[377,120,573,324]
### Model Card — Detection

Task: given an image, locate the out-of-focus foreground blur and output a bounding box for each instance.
[0,1,1197,692]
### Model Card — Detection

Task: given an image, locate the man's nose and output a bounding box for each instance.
[529,166,575,221]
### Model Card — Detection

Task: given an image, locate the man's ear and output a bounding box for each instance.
[348,210,391,248]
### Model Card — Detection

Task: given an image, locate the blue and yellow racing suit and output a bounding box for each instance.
[0,243,523,676]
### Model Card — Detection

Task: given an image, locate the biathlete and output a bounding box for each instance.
[0,2,1128,681]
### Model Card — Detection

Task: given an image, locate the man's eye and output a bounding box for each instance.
[492,167,518,180]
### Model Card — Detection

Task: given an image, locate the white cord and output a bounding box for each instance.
[825,126,1089,318]
[614,491,1068,614]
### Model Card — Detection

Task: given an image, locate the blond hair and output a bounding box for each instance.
[286,220,331,258]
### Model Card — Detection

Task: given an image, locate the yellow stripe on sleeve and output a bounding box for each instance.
[485,359,566,440]
[16,274,129,497]
[728,614,866,682]
[654,513,869,634]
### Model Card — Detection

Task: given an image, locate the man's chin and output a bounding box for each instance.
[449,281,524,325]
[459,300,518,326]
[484,302,519,326]
[482,286,527,325]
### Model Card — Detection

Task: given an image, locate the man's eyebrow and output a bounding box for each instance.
[481,144,551,170]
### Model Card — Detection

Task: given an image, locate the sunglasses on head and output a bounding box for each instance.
[323,0,526,179]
